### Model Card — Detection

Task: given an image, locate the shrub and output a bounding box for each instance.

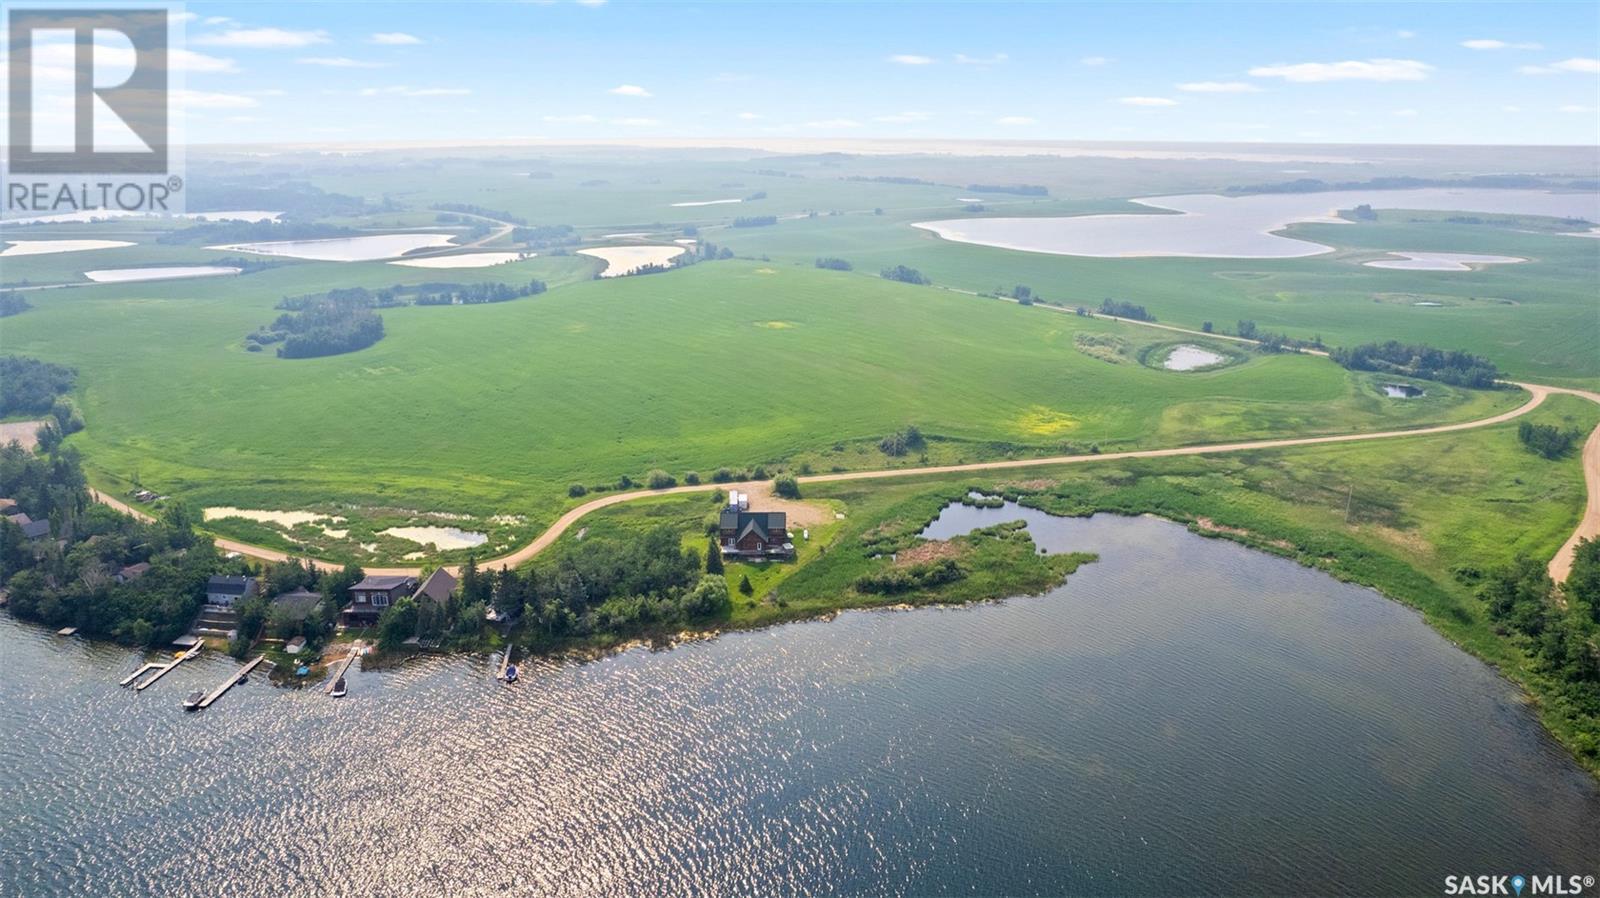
[880,265,929,285]
[647,469,676,489]
[738,574,754,595]
[568,483,588,498]
[712,467,734,483]
[684,471,701,485]
[773,474,801,499]
[815,257,853,271]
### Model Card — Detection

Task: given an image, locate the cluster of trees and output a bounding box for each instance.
[1477,550,1600,758]
[732,215,778,228]
[510,224,580,249]
[846,176,935,186]
[1098,298,1153,321]
[0,292,30,317]
[880,265,929,285]
[965,184,1048,196]
[0,356,75,417]
[413,280,545,306]
[157,220,356,246]
[1344,204,1379,221]
[410,526,731,646]
[0,443,233,646]
[879,425,926,457]
[252,296,385,359]
[1518,421,1583,459]
[1007,285,1037,305]
[815,257,853,271]
[744,191,768,201]
[696,241,735,261]
[429,203,525,225]
[1329,341,1502,388]
[855,558,965,594]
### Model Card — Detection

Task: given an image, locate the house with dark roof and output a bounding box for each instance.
[18,518,51,541]
[412,568,458,609]
[271,589,325,623]
[718,507,793,559]
[340,574,418,626]
[205,575,258,606]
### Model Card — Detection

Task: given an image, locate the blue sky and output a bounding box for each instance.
[149,1,1600,144]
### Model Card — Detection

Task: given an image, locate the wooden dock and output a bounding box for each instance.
[496,646,516,681]
[196,655,266,709]
[325,641,364,695]
[131,642,203,691]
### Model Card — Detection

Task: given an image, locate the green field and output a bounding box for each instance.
[2,256,1525,561]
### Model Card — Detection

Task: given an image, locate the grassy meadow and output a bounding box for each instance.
[3,255,1527,561]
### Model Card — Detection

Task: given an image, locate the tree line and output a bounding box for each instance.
[0,356,75,417]
[1328,341,1502,388]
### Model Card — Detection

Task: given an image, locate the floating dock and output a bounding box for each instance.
[325,642,364,695]
[56,627,78,636]
[130,642,203,691]
[196,655,266,709]
[496,646,516,681]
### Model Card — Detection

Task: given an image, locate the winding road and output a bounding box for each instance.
[88,378,1600,583]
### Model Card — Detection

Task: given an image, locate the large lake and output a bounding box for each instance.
[914,188,1600,258]
[2,510,1595,896]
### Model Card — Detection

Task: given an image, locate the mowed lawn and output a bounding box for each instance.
[5,260,1521,525]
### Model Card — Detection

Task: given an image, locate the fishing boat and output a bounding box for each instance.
[504,664,519,684]
[330,676,347,698]
[182,691,204,711]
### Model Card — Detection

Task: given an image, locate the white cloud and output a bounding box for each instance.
[954,52,1008,65]
[577,0,607,6]
[888,54,934,65]
[995,115,1037,125]
[873,111,931,124]
[1249,58,1432,82]
[1392,108,1418,117]
[370,32,423,45]
[611,117,659,126]
[173,89,259,110]
[1079,56,1109,66]
[1396,30,1416,39]
[608,84,652,97]
[1519,57,1600,75]
[1461,39,1543,50]
[1176,81,1261,93]
[1502,105,1522,112]
[298,57,386,68]
[1119,96,1178,106]
[737,112,762,120]
[194,28,331,49]
[359,86,472,97]
[804,119,862,129]
[203,16,235,26]
[1559,104,1594,113]
[543,114,599,124]
[12,40,240,79]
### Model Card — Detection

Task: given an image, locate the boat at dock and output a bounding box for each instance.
[504,664,519,684]
[183,691,203,711]
[330,676,347,698]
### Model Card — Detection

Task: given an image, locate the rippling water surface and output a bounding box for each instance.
[3,511,1596,896]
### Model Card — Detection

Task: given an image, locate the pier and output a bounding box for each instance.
[196,655,267,709]
[128,642,203,691]
[497,646,516,681]
[325,641,365,695]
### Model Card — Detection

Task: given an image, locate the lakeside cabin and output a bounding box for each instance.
[340,575,419,627]
[718,491,794,560]
[205,575,258,606]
